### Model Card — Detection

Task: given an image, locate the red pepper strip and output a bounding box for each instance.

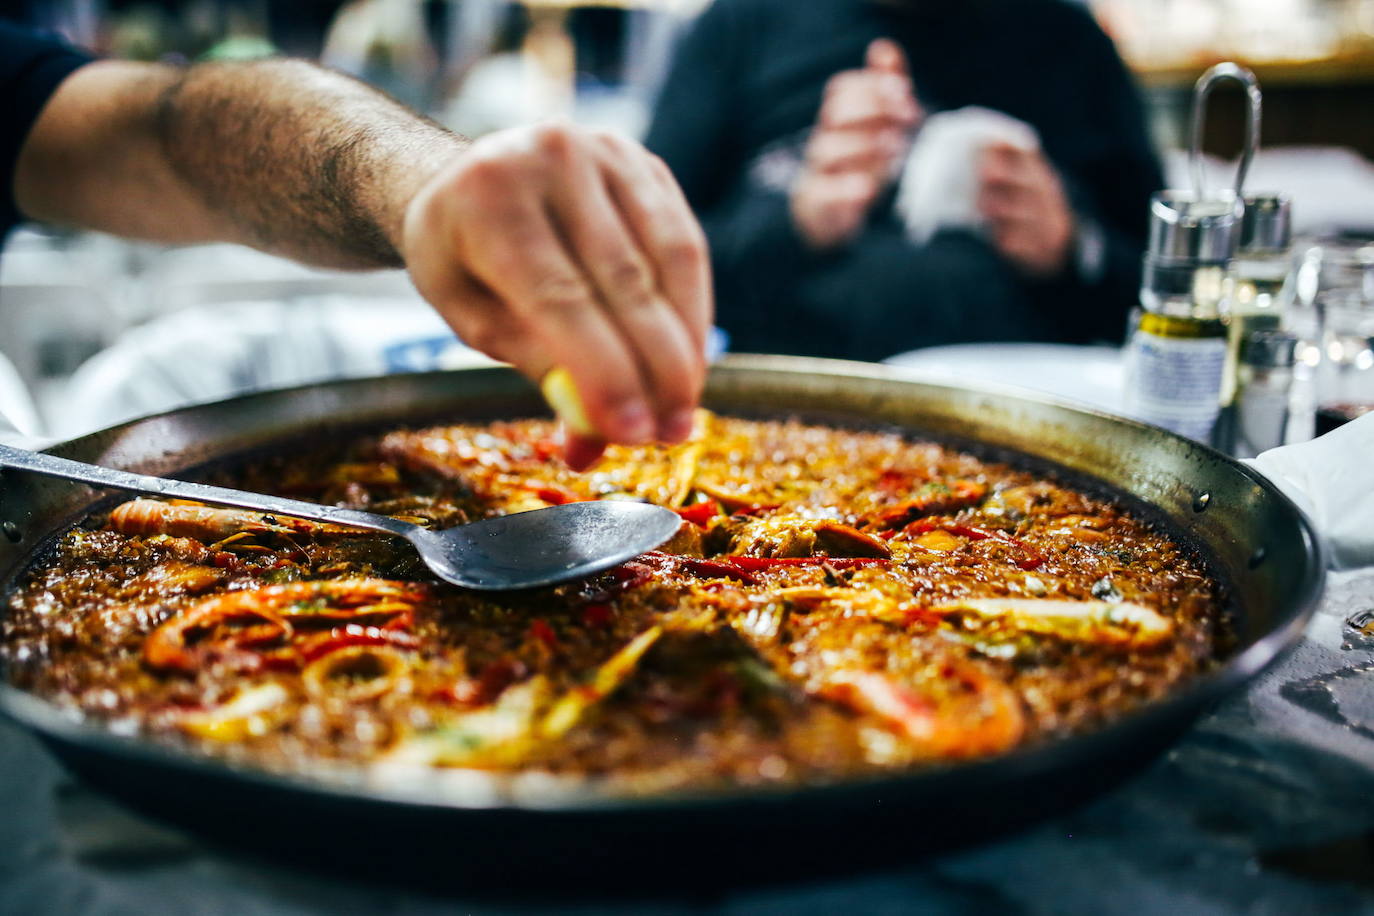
[580,602,614,628]
[579,562,653,603]
[532,438,560,461]
[441,657,527,707]
[876,468,915,494]
[725,556,889,572]
[638,551,761,585]
[530,485,581,506]
[259,651,303,673]
[874,480,988,529]
[674,501,720,527]
[528,618,559,650]
[298,625,421,663]
[905,521,1045,571]
[476,657,525,700]
[678,556,761,584]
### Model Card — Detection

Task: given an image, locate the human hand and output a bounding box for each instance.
[401,123,711,470]
[790,38,922,251]
[976,141,1075,277]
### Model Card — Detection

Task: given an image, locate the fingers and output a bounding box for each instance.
[476,203,659,444]
[865,38,909,77]
[794,38,918,252]
[978,144,1047,219]
[820,69,920,131]
[975,143,1074,276]
[805,127,907,176]
[434,271,549,371]
[595,134,712,370]
[978,182,1036,225]
[546,143,703,443]
[396,244,614,466]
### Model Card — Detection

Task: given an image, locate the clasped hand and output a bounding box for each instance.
[791,38,1075,277]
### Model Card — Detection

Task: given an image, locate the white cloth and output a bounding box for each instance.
[0,348,42,446]
[53,296,498,439]
[894,106,1040,245]
[1246,411,1374,570]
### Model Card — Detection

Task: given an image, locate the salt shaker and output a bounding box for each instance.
[1215,193,1294,453]
[1231,329,1298,458]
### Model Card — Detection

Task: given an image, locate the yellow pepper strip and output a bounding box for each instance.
[541,626,664,741]
[178,682,290,741]
[386,676,552,768]
[933,598,1174,649]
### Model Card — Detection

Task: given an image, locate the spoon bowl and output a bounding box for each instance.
[0,443,681,591]
[406,501,681,590]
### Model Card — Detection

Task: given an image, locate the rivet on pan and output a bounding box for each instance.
[1,521,20,543]
[1248,546,1266,569]
[1192,492,1211,513]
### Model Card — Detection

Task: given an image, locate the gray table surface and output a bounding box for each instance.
[3,571,1373,916]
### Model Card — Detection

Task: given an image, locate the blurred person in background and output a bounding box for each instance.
[1,21,711,469]
[645,0,1163,361]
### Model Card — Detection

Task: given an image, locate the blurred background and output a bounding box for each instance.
[5,0,1374,439]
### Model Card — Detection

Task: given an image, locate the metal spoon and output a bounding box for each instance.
[0,443,681,591]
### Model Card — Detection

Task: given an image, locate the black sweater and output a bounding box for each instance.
[0,23,91,235]
[644,0,1164,360]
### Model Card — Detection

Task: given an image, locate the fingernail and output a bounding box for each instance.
[616,401,655,444]
[660,408,696,443]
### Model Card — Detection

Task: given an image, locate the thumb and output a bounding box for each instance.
[866,38,908,77]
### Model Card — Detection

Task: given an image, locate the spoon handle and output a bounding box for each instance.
[0,443,416,538]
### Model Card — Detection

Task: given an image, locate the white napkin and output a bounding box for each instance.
[1246,411,1374,570]
[894,106,1041,245]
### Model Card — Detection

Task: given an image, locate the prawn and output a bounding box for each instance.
[110,499,313,542]
[143,579,430,673]
[818,663,1026,759]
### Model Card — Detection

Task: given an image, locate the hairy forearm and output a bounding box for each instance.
[18,58,465,268]
[157,59,464,267]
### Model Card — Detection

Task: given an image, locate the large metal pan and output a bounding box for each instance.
[0,356,1326,888]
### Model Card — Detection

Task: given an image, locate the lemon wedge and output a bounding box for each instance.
[540,366,596,437]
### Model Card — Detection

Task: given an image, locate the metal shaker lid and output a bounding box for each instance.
[1240,329,1298,368]
[1148,191,1243,265]
[1150,62,1260,267]
[1239,193,1292,255]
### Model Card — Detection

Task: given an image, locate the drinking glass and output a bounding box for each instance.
[1290,240,1374,435]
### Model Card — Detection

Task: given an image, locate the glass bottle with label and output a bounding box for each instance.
[1123,192,1240,442]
